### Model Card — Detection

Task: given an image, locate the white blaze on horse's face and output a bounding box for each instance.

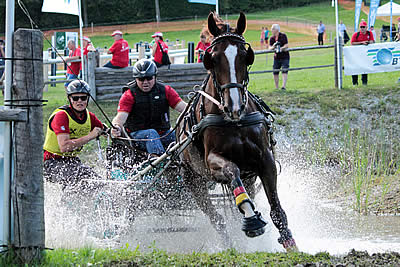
[224,44,242,120]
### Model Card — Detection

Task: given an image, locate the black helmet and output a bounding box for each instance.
[66,80,91,96]
[132,59,158,78]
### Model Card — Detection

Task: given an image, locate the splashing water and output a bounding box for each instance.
[45,144,400,255]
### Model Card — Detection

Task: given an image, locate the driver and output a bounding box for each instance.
[43,80,105,187]
[111,59,187,157]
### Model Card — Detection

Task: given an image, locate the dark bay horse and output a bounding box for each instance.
[176,12,297,251]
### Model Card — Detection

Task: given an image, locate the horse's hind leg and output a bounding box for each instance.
[260,150,297,251]
[183,168,232,247]
[207,152,267,238]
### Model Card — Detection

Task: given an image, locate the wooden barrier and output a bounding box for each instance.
[12,28,45,263]
[89,60,208,101]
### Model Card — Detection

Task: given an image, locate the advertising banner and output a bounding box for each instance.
[344,42,400,75]
[55,32,78,50]
[354,0,363,32]
[368,0,381,28]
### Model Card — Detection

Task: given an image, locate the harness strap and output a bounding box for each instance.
[197,90,224,111]
[220,83,244,89]
[192,111,270,136]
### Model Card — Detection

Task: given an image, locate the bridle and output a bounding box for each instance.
[204,32,252,113]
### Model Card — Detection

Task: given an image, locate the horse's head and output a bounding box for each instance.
[203,12,254,121]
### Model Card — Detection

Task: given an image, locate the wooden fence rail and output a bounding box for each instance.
[87,54,208,100]
[89,44,340,100]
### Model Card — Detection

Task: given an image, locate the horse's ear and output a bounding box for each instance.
[203,50,213,70]
[236,12,246,35]
[246,45,254,66]
[208,13,219,37]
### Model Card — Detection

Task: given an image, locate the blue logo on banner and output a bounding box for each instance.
[367,47,400,65]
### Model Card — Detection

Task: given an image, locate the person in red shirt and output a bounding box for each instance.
[151,32,169,67]
[64,39,81,89]
[111,59,187,156]
[104,30,129,69]
[82,36,96,57]
[195,33,211,63]
[43,80,106,187]
[351,21,375,86]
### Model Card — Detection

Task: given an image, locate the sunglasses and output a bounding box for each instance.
[360,26,366,28]
[137,76,153,82]
[71,95,88,101]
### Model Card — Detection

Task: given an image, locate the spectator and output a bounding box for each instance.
[195,33,210,63]
[370,26,377,42]
[380,25,388,42]
[151,32,169,67]
[392,24,397,41]
[350,21,375,86]
[82,36,96,57]
[317,21,326,45]
[0,39,5,95]
[397,18,400,37]
[0,40,5,79]
[269,24,290,90]
[338,20,346,38]
[260,27,265,49]
[104,30,129,69]
[43,80,105,187]
[264,27,270,49]
[64,39,81,89]
[111,59,187,157]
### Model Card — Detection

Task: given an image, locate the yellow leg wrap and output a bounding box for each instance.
[235,193,249,206]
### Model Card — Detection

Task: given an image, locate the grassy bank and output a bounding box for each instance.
[2,246,400,266]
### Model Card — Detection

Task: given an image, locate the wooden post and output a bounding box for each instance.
[138,45,145,60]
[87,51,97,100]
[12,28,45,263]
[338,36,343,88]
[42,51,48,92]
[83,55,88,82]
[334,38,338,88]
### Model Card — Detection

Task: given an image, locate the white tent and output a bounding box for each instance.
[376,2,400,16]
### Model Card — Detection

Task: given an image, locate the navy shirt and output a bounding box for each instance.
[269,32,290,60]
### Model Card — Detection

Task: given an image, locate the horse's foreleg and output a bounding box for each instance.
[207,152,267,238]
[261,151,297,251]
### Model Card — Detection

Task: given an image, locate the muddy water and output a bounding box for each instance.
[44,143,400,255]
[270,152,400,255]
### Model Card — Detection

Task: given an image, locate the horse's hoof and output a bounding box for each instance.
[242,211,267,238]
[280,238,298,252]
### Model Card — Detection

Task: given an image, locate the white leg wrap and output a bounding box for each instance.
[240,202,256,218]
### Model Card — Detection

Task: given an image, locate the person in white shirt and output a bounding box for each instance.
[370,26,377,42]
[338,20,346,37]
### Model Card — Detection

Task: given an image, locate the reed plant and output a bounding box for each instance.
[305,117,400,214]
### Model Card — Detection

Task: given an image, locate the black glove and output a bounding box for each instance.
[102,123,111,136]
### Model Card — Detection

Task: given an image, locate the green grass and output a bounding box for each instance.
[1,245,334,266]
